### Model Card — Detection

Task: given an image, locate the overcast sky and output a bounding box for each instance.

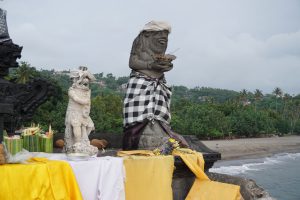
[1,0,300,94]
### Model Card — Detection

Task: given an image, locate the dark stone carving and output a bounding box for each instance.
[0,9,10,42]
[0,40,22,77]
[1,78,55,133]
[0,9,54,142]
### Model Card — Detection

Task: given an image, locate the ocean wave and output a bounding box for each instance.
[209,152,300,175]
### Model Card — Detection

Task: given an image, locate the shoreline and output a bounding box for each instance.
[202,135,300,162]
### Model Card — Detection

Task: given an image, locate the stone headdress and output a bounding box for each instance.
[131,21,171,56]
[141,21,171,33]
[70,66,95,87]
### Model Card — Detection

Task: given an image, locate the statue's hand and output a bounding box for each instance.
[160,65,173,72]
[150,60,173,70]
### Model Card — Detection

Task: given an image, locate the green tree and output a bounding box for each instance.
[172,103,229,139]
[273,87,283,112]
[254,89,263,111]
[90,94,123,133]
[239,89,249,106]
[10,61,39,83]
[229,107,275,137]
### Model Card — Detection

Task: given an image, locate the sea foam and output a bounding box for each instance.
[209,152,300,175]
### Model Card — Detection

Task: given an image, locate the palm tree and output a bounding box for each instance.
[239,89,248,106]
[282,93,292,119]
[254,89,263,111]
[273,87,283,112]
[13,62,36,84]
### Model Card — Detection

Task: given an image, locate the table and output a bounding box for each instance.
[39,153,125,200]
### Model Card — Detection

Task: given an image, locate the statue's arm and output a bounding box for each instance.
[68,89,90,105]
[129,54,151,70]
[129,53,174,72]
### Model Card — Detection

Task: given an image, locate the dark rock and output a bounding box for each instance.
[207,172,272,200]
[183,135,221,171]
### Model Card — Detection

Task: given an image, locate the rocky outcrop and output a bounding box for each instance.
[207,172,272,200]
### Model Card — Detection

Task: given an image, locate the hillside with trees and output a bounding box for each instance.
[7,62,300,139]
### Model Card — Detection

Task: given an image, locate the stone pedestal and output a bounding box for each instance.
[138,120,169,150]
[172,156,195,200]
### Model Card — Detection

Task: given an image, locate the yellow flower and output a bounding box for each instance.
[172,142,180,148]
[168,138,176,143]
[153,148,161,155]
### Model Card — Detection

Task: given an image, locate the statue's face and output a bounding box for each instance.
[75,77,90,90]
[147,30,169,54]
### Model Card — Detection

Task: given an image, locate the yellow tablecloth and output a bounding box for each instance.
[0,158,83,200]
[0,150,242,200]
[119,149,242,200]
[119,151,174,200]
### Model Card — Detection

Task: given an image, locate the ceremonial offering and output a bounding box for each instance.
[0,144,6,164]
[39,125,53,153]
[66,153,90,161]
[3,135,23,155]
[21,125,41,152]
[153,54,176,62]
[153,137,180,155]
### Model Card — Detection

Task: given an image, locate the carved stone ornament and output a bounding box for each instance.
[0,9,54,142]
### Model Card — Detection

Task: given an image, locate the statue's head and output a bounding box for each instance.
[131,21,171,56]
[70,66,95,90]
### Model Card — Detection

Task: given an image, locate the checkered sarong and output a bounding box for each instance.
[123,71,172,127]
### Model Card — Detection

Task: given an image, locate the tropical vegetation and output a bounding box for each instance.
[7,62,300,139]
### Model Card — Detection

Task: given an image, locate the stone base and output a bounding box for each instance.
[138,120,169,150]
[65,142,98,156]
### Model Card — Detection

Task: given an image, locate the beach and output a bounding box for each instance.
[205,136,300,200]
[202,135,300,160]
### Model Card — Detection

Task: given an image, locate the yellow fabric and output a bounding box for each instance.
[117,150,155,157]
[173,148,242,200]
[0,157,83,200]
[119,151,174,200]
[186,179,242,200]
[173,148,209,180]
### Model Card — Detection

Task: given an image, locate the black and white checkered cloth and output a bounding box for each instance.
[123,71,172,127]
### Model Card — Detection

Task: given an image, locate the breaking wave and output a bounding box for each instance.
[209,153,300,176]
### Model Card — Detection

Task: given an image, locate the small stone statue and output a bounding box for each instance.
[123,21,187,150]
[64,66,98,156]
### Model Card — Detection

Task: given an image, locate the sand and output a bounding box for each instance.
[202,135,300,160]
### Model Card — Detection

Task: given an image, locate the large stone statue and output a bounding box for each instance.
[64,66,98,156]
[123,21,188,150]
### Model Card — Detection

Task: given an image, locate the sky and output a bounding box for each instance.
[1,0,300,94]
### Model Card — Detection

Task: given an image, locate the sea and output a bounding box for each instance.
[209,153,300,200]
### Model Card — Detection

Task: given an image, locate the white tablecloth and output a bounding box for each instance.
[36,153,125,200]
